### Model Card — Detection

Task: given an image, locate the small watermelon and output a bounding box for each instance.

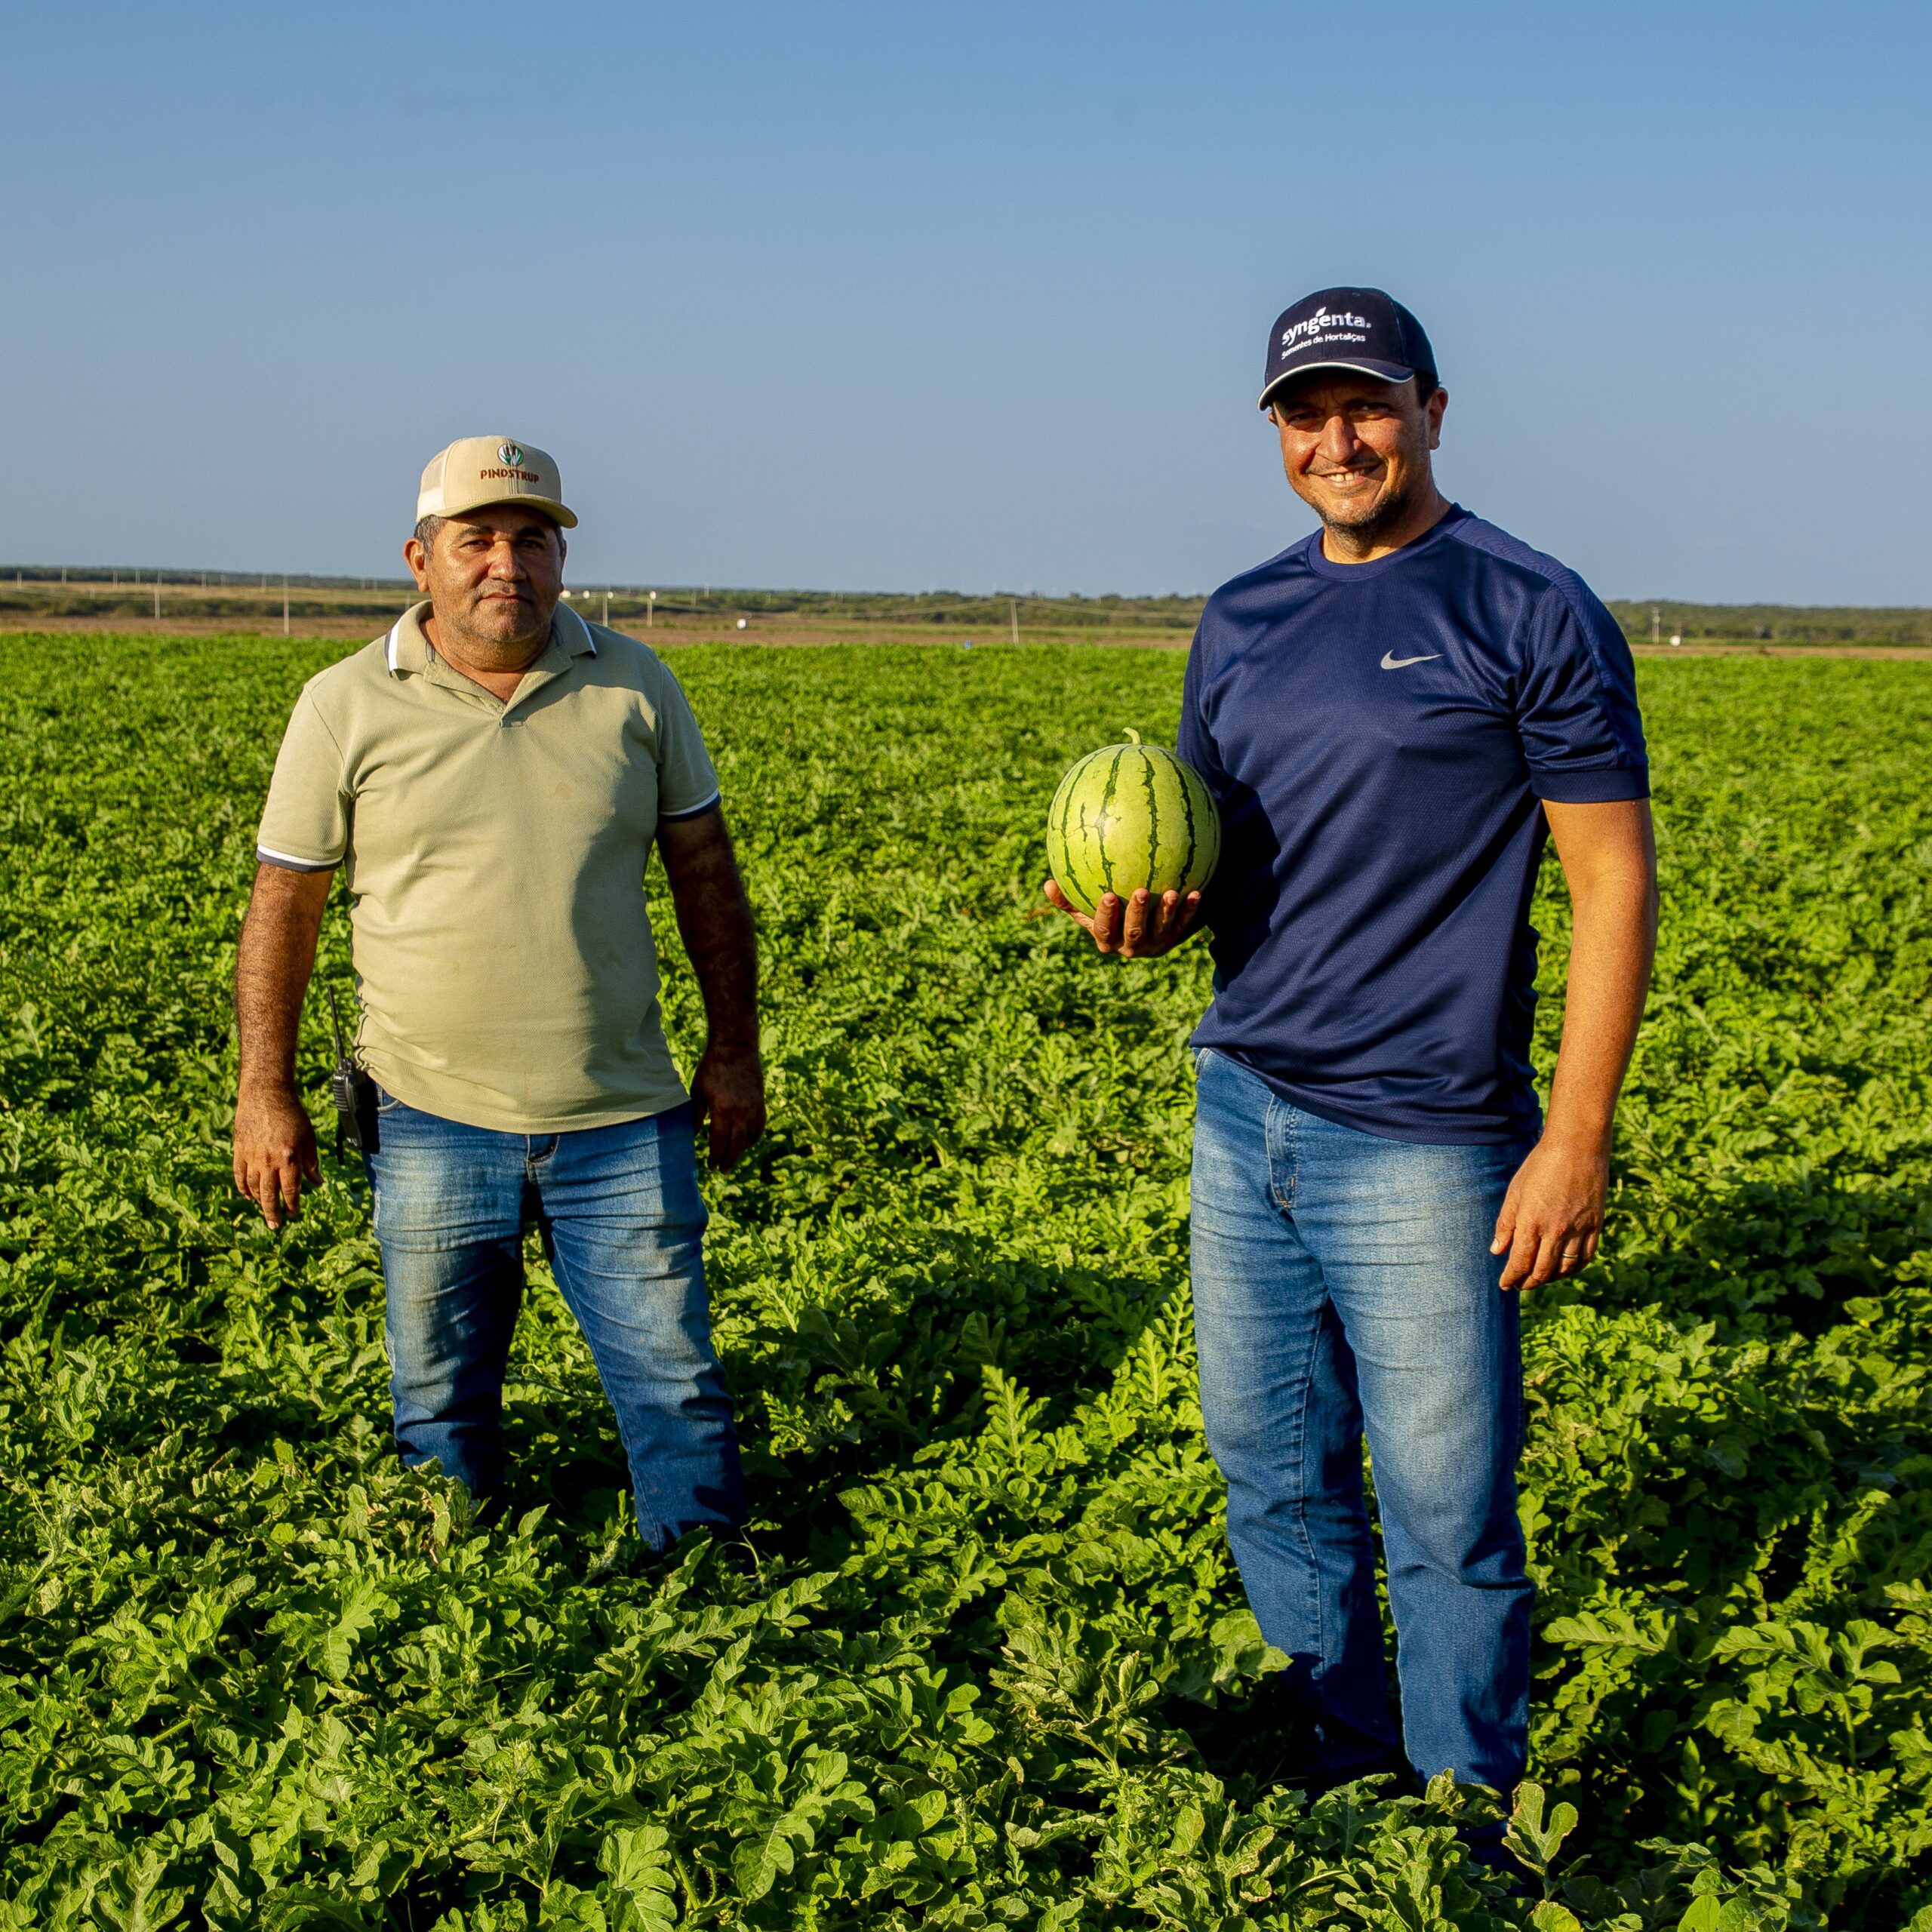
[1046,729,1220,917]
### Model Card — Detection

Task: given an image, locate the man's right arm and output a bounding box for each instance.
[233,863,334,1228]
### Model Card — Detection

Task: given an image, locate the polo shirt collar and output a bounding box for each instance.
[553,600,601,659]
[386,602,432,675]
[385,598,598,678]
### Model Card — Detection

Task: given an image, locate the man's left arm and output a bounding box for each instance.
[658,806,767,1171]
[1493,798,1658,1290]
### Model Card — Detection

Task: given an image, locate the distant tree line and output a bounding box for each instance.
[1602,601,1932,645]
[2,567,1927,642]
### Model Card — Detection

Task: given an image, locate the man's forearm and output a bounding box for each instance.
[661,818,759,1054]
[1543,873,1657,1147]
[235,864,332,1091]
[658,810,764,1169]
[1493,798,1657,1288]
[685,901,758,1051]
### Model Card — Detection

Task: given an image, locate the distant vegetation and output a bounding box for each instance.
[1602,601,1932,645]
[0,568,1201,633]
[2,566,1929,643]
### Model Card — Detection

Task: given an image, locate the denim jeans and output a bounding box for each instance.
[1189,1048,1534,1792]
[365,1092,744,1549]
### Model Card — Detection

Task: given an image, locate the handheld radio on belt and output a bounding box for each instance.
[328,989,380,1159]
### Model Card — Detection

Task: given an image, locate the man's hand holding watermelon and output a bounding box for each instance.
[1043,878,1203,958]
[1041,728,1220,957]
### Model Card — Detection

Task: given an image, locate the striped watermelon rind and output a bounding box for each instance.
[1045,733,1221,917]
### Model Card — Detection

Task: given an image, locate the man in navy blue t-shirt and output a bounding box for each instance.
[1048,288,1657,1811]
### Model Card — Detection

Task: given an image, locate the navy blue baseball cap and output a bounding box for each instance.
[1259,287,1438,411]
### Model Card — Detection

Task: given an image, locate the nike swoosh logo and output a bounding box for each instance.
[1380,651,1441,670]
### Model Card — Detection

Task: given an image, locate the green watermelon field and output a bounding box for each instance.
[2,632,1928,1931]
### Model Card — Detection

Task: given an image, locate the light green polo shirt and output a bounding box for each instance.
[256,600,721,1133]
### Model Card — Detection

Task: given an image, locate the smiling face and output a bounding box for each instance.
[1266,373,1448,554]
[404,505,566,665]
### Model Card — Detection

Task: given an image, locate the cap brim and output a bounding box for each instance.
[1258,358,1417,410]
[431,491,579,529]
[498,494,578,530]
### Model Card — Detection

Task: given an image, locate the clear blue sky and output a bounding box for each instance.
[6,2,1928,603]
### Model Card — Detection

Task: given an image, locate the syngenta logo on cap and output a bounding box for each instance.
[497,441,526,467]
[1279,306,1371,357]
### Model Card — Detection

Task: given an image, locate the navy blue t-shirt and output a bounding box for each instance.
[1178,505,1647,1146]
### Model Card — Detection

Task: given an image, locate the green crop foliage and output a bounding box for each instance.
[0,635,1927,1930]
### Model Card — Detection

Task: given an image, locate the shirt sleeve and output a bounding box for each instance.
[1177,620,1229,794]
[651,661,722,820]
[1178,614,1254,943]
[255,689,350,870]
[1515,582,1650,802]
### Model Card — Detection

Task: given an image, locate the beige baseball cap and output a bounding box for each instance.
[416,436,577,529]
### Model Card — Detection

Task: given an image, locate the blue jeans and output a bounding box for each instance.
[1189,1048,1533,1792]
[365,1093,744,1549]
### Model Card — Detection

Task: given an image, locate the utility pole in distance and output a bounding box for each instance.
[1651,606,1660,645]
[153,574,161,621]
[1010,597,1019,645]
[283,576,291,637]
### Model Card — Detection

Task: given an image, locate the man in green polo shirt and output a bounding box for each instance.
[232,436,758,1546]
